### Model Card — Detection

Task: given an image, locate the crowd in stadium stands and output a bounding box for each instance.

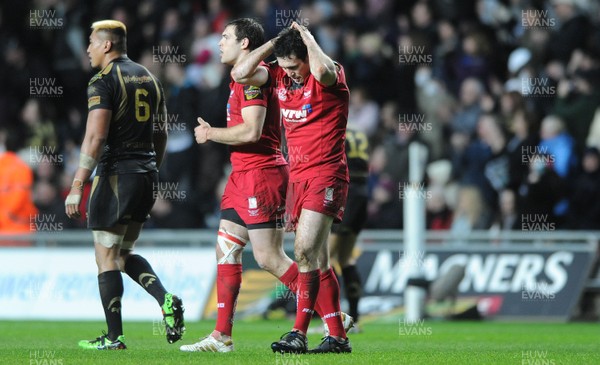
[1,0,600,232]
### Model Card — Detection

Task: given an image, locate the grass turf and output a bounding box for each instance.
[2,319,598,364]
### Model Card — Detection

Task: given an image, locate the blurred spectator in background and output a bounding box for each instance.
[454,113,507,211]
[554,65,600,157]
[410,0,437,46]
[432,18,460,84]
[490,188,519,231]
[20,99,58,152]
[516,153,565,229]
[154,62,202,228]
[32,179,75,229]
[505,108,539,190]
[567,147,600,230]
[451,77,484,137]
[499,90,526,128]
[372,100,399,147]
[548,0,591,65]
[538,115,576,179]
[380,110,430,192]
[449,185,490,239]
[0,127,38,235]
[478,113,510,210]
[537,115,575,227]
[415,67,456,161]
[426,185,453,230]
[366,175,402,229]
[450,31,492,94]
[347,86,379,137]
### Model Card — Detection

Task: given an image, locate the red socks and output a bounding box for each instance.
[214,264,242,336]
[279,262,324,316]
[315,268,345,338]
[292,269,320,334]
[279,262,299,292]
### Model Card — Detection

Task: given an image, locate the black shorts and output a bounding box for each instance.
[221,208,278,230]
[331,181,368,235]
[88,172,157,229]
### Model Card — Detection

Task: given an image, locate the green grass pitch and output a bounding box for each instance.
[2,319,598,364]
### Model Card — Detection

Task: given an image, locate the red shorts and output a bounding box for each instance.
[285,176,348,231]
[221,165,288,225]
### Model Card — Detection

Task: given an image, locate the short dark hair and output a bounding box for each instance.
[274,28,307,61]
[226,18,265,51]
[91,20,127,53]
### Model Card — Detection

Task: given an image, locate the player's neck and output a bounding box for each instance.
[233,51,250,68]
[101,53,126,69]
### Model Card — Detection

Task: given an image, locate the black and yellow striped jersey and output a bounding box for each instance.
[87,56,165,175]
[344,129,369,183]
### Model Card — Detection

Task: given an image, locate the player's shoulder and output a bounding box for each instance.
[264,60,281,73]
[241,84,264,101]
[88,62,115,86]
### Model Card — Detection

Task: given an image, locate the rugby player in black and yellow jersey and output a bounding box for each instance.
[65,20,184,350]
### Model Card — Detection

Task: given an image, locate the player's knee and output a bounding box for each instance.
[294,247,316,267]
[217,228,247,264]
[118,250,133,271]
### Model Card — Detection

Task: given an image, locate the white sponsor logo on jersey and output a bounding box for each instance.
[281,108,308,122]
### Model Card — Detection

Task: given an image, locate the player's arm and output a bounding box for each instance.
[153,100,168,169]
[195,105,266,145]
[230,40,274,87]
[292,22,337,87]
[65,109,111,219]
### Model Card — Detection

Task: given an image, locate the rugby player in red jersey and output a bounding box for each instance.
[232,22,352,353]
[178,18,288,353]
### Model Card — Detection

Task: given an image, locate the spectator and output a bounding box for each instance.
[553,67,600,157]
[478,113,510,209]
[432,18,460,85]
[516,153,565,229]
[0,127,38,235]
[449,185,490,238]
[450,32,492,94]
[366,175,402,229]
[548,0,591,65]
[347,86,380,137]
[20,99,58,152]
[450,77,484,136]
[380,120,429,190]
[490,188,519,231]
[567,147,600,230]
[410,0,437,46]
[453,113,506,210]
[426,185,453,230]
[538,115,577,179]
[506,108,539,189]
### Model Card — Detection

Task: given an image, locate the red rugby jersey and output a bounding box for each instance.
[227,62,286,171]
[266,61,349,183]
